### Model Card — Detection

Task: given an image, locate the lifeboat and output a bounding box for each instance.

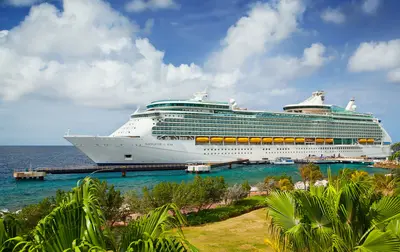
[250,137,261,143]
[367,138,374,143]
[284,138,295,143]
[359,139,367,144]
[237,137,249,143]
[305,138,315,142]
[224,137,236,143]
[295,138,305,143]
[196,137,209,143]
[325,138,334,144]
[274,138,284,143]
[316,138,324,143]
[210,137,223,143]
[262,137,273,143]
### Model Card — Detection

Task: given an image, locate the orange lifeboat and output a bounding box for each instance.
[295,138,305,143]
[325,138,334,144]
[196,137,209,143]
[237,137,249,143]
[305,138,315,142]
[224,137,236,143]
[284,138,295,143]
[210,137,223,143]
[316,138,324,143]
[367,138,374,143]
[262,137,273,143]
[250,137,261,143]
[359,139,367,144]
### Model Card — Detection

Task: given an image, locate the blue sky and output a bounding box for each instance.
[0,0,399,145]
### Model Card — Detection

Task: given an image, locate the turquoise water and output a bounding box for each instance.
[0,146,390,211]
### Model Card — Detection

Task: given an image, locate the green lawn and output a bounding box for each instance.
[183,208,272,252]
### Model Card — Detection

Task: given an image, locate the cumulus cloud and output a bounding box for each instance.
[320,8,345,24]
[125,0,178,13]
[348,39,400,83]
[362,0,380,14]
[5,0,41,7]
[0,0,330,109]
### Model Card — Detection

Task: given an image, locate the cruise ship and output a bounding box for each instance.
[65,91,392,165]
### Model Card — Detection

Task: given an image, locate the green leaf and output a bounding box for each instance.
[356,230,400,252]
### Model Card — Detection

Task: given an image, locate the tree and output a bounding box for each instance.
[265,169,400,251]
[15,197,55,233]
[223,184,248,205]
[241,180,251,196]
[299,163,323,183]
[189,176,226,211]
[98,180,124,226]
[277,178,293,191]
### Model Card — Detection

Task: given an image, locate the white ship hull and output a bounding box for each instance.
[65,135,391,166]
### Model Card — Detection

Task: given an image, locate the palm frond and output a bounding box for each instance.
[356,230,400,252]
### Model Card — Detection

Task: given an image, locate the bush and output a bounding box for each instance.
[223,184,248,205]
[186,195,266,226]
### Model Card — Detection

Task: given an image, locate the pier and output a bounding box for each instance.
[35,159,250,176]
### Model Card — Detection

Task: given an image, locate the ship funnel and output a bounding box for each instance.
[229,98,238,109]
[345,97,356,111]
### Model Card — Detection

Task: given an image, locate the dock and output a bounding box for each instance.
[35,159,250,176]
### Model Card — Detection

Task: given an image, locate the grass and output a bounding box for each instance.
[186,195,267,226]
[183,208,271,252]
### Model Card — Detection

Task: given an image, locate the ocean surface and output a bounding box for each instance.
[0,146,390,211]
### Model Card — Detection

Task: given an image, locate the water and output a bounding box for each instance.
[0,146,389,211]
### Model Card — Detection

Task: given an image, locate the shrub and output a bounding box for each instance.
[186,196,266,226]
[223,184,248,205]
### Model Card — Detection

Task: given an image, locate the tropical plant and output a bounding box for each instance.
[0,178,196,252]
[265,169,400,251]
[277,178,293,191]
[373,173,398,197]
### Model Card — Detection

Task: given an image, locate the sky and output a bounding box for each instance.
[0,0,399,145]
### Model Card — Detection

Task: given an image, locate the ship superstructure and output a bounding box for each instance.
[65,91,392,165]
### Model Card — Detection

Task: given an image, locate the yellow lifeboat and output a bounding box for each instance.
[210,137,223,143]
[237,137,249,143]
[359,139,367,144]
[250,137,261,143]
[325,138,334,144]
[367,138,374,143]
[285,138,295,143]
[196,137,209,143]
[224,137,236,143]
[295,138,305,143]
[316,138,324,143]
[274,138,284,143]
[262,137,273,143]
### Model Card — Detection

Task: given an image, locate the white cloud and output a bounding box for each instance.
[321,8,345,24]
[143,18,154,35]
[362,0,380,14]
[0,0,330,109]
[125,0,178,13]
[348,39,400,83]
[5,0,41,7]
[348,40,400,72]
[208,0,306,72]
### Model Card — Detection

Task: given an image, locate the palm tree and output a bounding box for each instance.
[265,169,400,251]
[0,178,196,252]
